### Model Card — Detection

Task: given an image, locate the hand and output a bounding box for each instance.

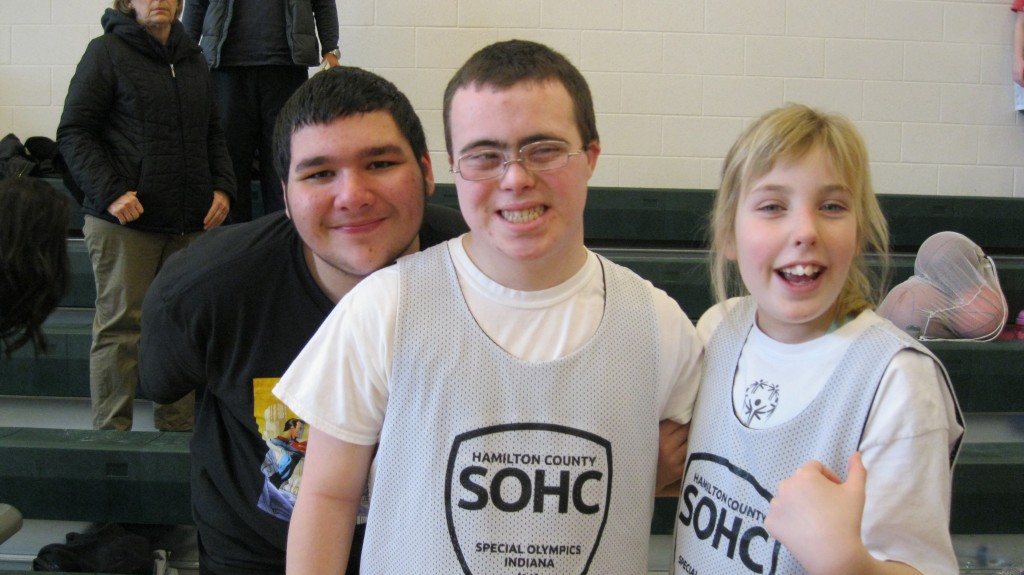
[1015,56,1024,87]
[107,191,143,224]
[655,420,689,496]
[765,453,872,575]
[322,50,340,70]
[203,190,231,230]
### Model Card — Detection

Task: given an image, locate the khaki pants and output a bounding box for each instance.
[83,216,201,431]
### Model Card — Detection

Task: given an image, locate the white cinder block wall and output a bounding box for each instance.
[2,0,1023,197]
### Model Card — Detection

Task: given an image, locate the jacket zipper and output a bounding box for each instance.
[172,62,188,234]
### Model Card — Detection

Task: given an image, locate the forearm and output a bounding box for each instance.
[286,492,359,574]
[780,511,921,575]
[206,105,236,200]
[58,51,126,208]
[57,132,124,208]
[182,0,207,42]
[655,419,689,496]
[311,0,340,51]
[286,428,374,574]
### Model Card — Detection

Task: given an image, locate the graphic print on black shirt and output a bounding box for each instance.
[254,377,308,521]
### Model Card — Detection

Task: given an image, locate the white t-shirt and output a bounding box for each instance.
[696,299,963,575]
[275,237,703,446]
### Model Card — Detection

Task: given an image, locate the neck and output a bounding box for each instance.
[462,235,589,291]
[302,246,364,304]
[146,23,171,45]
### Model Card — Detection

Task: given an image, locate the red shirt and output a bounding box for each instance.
[1015,0,1024,12]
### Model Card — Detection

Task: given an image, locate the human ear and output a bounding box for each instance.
[421,154,435,198]
[281,181,291,219]
[584,141,601,175]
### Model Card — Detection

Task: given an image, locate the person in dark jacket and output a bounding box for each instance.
[57,0,235,432]
[184,0,339,222]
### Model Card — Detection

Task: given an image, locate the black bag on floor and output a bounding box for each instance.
[33,523,153,574]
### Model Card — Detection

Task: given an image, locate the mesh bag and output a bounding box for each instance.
[878,231,1008,341]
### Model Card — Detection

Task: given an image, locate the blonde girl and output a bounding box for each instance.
[673,104,963,575]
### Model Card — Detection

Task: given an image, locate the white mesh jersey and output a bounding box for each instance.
[359,244,664,574]
[673,297,963,575]
[275,239,703,573]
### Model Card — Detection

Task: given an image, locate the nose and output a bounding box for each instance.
[499,158,535,192]
[792,205,819,247]
[333,172,375,210]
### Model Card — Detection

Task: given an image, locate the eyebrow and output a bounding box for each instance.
[359,144,406,159]
[293,155,331,172]
[292,144,408,172]
[749,183,850,195]
[457,134,569,156]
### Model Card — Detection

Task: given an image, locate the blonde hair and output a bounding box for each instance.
[710,103,890,321]
[112,0,184,19]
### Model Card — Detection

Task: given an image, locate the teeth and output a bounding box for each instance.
[501,206,545,223]
[782,264,821,276]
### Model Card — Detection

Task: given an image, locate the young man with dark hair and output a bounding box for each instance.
[138,67,466,575]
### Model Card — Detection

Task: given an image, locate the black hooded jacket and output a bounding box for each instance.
[57,9,235,233]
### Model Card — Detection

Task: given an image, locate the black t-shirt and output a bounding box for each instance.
[139,205,466,574]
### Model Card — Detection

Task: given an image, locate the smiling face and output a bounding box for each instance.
[283,111,433,302]
[728,145,858,343]
[447,80,599,290]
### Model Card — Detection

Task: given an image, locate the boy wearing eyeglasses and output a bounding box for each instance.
[274,40,702,574]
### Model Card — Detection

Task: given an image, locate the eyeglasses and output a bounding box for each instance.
[451,140,585,181]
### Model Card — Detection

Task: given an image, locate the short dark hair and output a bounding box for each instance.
[442,39,599,155]
[273,66,428,182]
[0,177,70,357]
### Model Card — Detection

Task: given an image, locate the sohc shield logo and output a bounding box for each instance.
[675,453,782,575]
[445,423,612,575]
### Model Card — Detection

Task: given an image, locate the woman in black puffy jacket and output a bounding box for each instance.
[57,0,235,432]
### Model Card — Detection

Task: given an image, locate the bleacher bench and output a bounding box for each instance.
[1,180,1020,535]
